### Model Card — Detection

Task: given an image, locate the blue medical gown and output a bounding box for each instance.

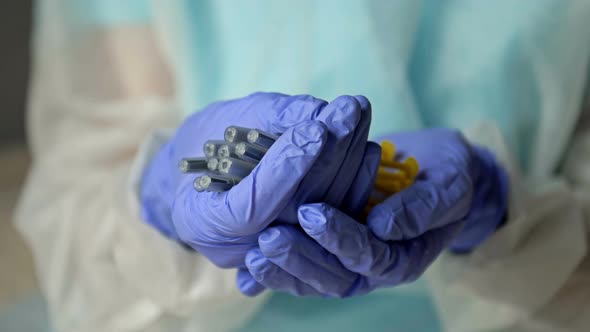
[69,0,590,331]
[164,0,588,177]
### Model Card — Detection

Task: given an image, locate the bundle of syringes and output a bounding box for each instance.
[179,126,420,215]
[178,126,279,192]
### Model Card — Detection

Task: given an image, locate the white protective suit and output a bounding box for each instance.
[15,0,590,331]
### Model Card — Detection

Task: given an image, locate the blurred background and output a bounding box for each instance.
[0,1,51,330]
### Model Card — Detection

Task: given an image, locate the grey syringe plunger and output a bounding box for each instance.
[207,158,219,171]
[217,157,256,179]
[178,158,208,173]
[247,129,278,149]
[194,174,240,192]
[235,142,266,163]
[224,126,252,143]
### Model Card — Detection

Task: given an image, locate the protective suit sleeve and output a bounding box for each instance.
[426,120,590,332]
[412,2,590,329]
[13,1,266,331]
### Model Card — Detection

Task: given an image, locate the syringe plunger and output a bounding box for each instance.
[194,174,240,192]
[235,142,266,163]
[178,158,208,173]
[247,129,278,149]
[224,126,252,143]
[218,157,256,179]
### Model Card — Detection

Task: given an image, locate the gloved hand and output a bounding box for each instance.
[238,128,509,297]
[374,128,509,253]
[140,93,379,268]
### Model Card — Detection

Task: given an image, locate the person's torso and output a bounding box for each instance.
[170,0,588,178]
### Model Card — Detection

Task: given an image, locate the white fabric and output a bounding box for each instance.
[14,1,267,331]
[427,120,590,331]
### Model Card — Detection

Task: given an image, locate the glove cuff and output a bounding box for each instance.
[449,145,509,253]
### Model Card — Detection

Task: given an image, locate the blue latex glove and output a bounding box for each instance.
[374,129,509,253]
[141,93,376,268]
[238,128,509,297]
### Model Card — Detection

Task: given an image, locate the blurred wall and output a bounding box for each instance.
[0,1,31,146]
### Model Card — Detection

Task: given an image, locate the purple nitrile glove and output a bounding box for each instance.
[238,128,508,297]
[140,93,377,268]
